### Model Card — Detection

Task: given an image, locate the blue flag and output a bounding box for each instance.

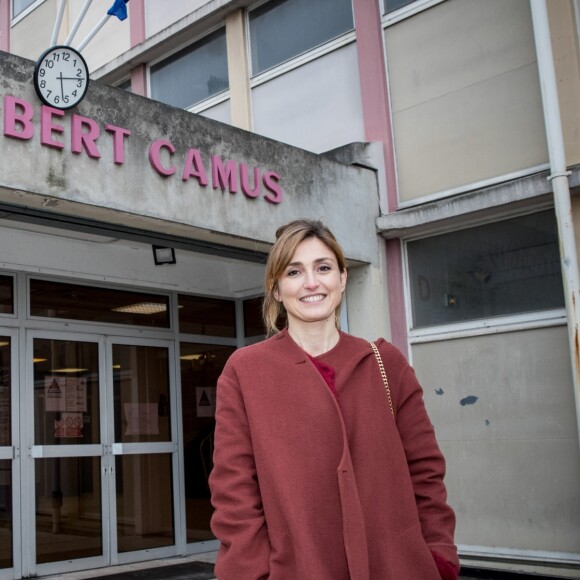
[107,0,129,21]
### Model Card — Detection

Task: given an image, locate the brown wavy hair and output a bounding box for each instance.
[262,219,347,335]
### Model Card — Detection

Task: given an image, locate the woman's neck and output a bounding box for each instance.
[288,323,340,357]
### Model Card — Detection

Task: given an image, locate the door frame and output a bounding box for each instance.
[0,328,20,580]
[105,335,180,567]
[22,330,180,577]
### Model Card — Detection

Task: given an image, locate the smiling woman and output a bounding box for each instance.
[209,219,459,580]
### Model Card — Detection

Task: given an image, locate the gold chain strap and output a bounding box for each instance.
[369,341,394,417]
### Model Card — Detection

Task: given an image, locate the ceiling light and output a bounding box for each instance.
[180,354,204,361]
[112,302,168,314]
[50,368,89,373]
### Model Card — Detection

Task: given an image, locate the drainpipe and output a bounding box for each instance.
[530,0,580,447]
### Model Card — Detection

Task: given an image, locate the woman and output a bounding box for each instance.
[209,219,459,579]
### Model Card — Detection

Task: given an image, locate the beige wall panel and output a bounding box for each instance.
[443,438,580,552]
[252,44,365,154]
[145,0,209,37]
[573,193,580,271]
[393,64,548,201]
[199,99,231,124]
[412,326,580,552]
[547,0,580,166]
[10,0,56,60]
[385,0,548,202]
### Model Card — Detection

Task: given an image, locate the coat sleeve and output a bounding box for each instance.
[379,341,460,573]
[209,359,270,580]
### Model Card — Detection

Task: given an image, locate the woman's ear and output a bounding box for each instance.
[273,284,281,302]
[340,269,348,292]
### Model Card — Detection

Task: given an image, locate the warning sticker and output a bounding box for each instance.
[45,377,67,412]
[55,412,84,438]
[196,387,216,418]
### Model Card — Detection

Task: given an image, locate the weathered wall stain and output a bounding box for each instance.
[460,395,479,406]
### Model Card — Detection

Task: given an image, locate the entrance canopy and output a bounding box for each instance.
[0,52,379,265]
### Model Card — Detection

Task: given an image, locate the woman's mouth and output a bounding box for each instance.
[300,294,325,303]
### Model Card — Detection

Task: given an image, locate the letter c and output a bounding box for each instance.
[149,139,176,176]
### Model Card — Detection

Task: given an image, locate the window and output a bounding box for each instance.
[407,211,565,329]
[30,279,171,328]
[150,28,229,110]
[383,0,416,14]
[0,276,13,315]
[12,0,37,18]
[249,0,354,76]
[12,0,35,17]
[178,295,236,337]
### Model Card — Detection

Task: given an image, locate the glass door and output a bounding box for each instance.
[0,332,17,580]
[24,332,179,577]
[25,332,108,578]
[107,338,178,565]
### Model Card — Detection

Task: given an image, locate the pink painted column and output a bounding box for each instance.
[130,65,147,96]
[353,0,408,357]
[129,0,147,96]
[0,0,10,52]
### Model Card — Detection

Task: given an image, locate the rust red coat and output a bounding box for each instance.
[209,329,458,579]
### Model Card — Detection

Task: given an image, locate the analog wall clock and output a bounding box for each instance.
[33,45,89,110]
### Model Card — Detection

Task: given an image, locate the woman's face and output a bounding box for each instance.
[275,237,347,329]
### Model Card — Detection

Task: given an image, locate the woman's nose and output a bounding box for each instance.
[303,270,319,289]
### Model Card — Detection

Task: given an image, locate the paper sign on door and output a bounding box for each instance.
[196,387,216,417]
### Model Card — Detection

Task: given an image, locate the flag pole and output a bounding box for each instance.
[64,0,93,45]
[76,13,110,52]
[50,0,68,46]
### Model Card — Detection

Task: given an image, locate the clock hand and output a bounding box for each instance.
[58,72,64,99]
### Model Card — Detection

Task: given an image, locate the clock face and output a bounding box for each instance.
[33,45,89,110]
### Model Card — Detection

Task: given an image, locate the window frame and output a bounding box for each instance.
[147,24,230,113]
[11,0,44,23]
[26,275,175,336]
[381,0,446,26]
[403,210,567,343]
[247,0,356,81]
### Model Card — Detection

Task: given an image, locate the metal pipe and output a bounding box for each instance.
[530,0,580,447]
[50,0,68,46]
[64,0,93,45]
[76,13,110,52]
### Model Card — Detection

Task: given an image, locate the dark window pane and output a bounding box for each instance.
[249,0,354,75]
[30,280,170,328]
[0,276,14,315]
[116,454,174,553]
[178,295,236,337]
[150,28,229,109]
[35,457,102,564]
[384,0,416,14]
[0,338,10,447]
[33,339,100,446]
[180,342,234,542]
[407,211,565,328]
[243,297,265,338]
[0,460,11,569]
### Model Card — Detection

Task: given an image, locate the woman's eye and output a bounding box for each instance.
[287,269,300,277]
[318,264,331,272]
